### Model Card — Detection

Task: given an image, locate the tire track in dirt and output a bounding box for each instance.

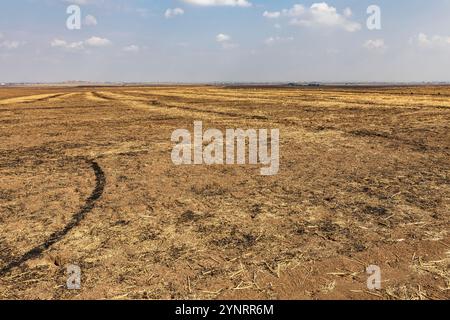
[151,100,269,120]
[98,91,269,120]
[0,159,106,276]
[0,105,112,112]
[0,93,82,112]
[0,93,70,105]
[89,92,116,101]
[85,92,111,102]
[23,93,68,103]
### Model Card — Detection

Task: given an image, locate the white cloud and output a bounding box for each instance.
[165,8,185,18]
[215,33,238,49]
[51,39,84,50]
[216,33,231,42]
[85,36,111,47]
[363,39,387,53]
[0,33,25,50]
[413,33,450,48]
[182,0,251,7]
[282,4,305,17]
[123,45,140,53]
[0,40,25,49]
[51,39,67,48]
[263,11,281,19]
[271,3,360,32]
[51,36,111,51]
[291,3,360,32]
[84,15,98,26]
[264,36,294,46]
[263,5,305,20]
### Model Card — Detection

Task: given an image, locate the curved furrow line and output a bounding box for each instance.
[0,159,106,276]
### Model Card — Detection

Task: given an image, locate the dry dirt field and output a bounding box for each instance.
[0,85,449,300]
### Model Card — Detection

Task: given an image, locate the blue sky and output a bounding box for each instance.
[1,0,450,82]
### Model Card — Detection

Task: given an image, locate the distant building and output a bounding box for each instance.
[0,83,5,86]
